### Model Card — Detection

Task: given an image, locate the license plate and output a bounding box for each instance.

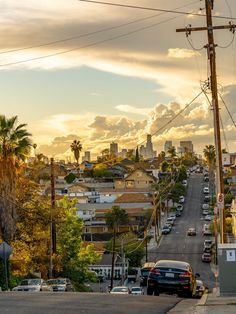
[165,273,174,278]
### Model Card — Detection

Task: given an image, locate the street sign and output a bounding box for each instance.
[0,242,13,259]
[217,193,224,209]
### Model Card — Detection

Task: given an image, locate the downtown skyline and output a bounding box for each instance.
[0,0,236,158]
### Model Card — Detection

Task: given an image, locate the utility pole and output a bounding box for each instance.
[110,225,116,290]
[153,192,158,242]
[50,157,57,278]
[177,0,236,243]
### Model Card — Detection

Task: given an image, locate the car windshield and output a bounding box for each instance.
[47,279,66,285]
[20,279,41,286]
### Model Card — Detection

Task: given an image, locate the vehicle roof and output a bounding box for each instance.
[154,260,190,269]
[142,262,155,268]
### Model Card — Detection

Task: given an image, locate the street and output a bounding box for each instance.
[0,292,183,314]
[148,173,215,290]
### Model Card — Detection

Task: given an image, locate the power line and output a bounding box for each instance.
[0,15,184,68]
[219,114,229,153]
[0,0,199,55]
[218,92,236,128]
[78,0,236,20]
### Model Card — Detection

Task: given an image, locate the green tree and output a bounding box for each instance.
[70,140,82,166]
[203,145,215,169]
[64,172,76,184]
[57,197,100,289]
[160,160,169,172]
[167,146,176,159]
[0,115,32,242]
[105,206,128,288]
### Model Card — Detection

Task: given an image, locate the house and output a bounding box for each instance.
[89,253,129,280]
[114,169,157,191]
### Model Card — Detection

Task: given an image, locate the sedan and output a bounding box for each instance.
[179,196,185,203]
[12,279,52,292]
[202,253,211,263]
[176,204,183,211]
[162,226,171,235]
[202,203,209,210]
[202,210,210,216]
[187,228,196,236]
[47,278,74,292]
[110,286,130,294]
[205,215,213,221]
[130,287,144,295]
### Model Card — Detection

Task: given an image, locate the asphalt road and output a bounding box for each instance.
[148,173,215,290]
[0,292,182,314]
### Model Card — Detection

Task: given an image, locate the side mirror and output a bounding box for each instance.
[195,273,200,278]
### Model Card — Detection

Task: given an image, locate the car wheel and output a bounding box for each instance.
[147,286,154,295]
[154,289,159,296]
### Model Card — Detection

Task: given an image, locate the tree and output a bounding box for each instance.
[158,151,166,163]
[70,140,82,166]
[167,146,176,159]
[0,115,32,242]
[105,206,128,289]
[203,145,216,169]
[160,160,169,172]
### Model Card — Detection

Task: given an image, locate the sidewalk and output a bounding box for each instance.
[168,289,236,314]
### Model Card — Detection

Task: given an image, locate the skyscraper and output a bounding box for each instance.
[110,142,118,156]
[146,134,155,159]
[164,141,173,153]
[82,151,91,162]
[180,141,194,153]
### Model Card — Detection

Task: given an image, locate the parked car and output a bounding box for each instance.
[202,210,210,216]
[203,224,212,236]
[204,239,213,250]
[203,187,209,194]
[166,217,175,226]
[179,196,185,203]
[110,286,130,294]
[12,279,52,292]
[162,225,171,235]
[168,213,176,221]
[204,195,210,203]
[175,210,182,217]
[147,260,198,297]
[202,203,209,210]
[195,280,206,298]
[187,228,196,236]
[131,286,144,295]
[205,215,213,221]
[182,180,187,187]
[176,204,183,211]
[47,278,74,292]
[202,252,211,262]
[140,262,155,286]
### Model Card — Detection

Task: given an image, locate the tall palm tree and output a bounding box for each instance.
[105,206,128,289]
[70,140,82,166]
[203,145,216,169]
[0,115,32,242]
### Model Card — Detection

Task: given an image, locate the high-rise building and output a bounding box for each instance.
[164,141,173,153]
[110,142,118,156]
[120,149,127,159]
[180,141,194,153]
[139,145,146,157]
[82,151,91,162]
[146,134,156,159]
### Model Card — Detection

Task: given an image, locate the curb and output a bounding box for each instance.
[196,293,208,306]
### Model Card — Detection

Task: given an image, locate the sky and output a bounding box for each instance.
[1,0,236,159]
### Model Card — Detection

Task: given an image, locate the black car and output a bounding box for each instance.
[140,262,155,286]
[147,260,198,297]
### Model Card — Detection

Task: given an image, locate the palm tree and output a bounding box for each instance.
[105,206,128,289]
[70,140,82,166]
[0,115,32,242]
[167,146,176,159]
[203,145,216,169]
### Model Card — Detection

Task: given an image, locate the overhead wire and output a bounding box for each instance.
[218,92,236,128]
[0,0,199,55]
[78,0,236,20]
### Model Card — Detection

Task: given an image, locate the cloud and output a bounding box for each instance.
[168,48,200,59]
[115,104,152,115]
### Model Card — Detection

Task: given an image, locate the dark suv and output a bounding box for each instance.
[147,260,197,297]
[140,262,155,286]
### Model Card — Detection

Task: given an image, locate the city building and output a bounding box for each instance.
[110,142,118,156]
[164,141,172,153]
[180,141,194,153]
[82,151,91,162]
[145,134,156,159]
[120,149,127,159]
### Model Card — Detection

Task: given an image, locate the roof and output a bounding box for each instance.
[124,168,156,181]
[115,193,152,203]
[76,202,152,210]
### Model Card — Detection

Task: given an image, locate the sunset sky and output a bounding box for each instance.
[1,0,236,158]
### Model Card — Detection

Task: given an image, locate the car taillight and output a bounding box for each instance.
[150,268,160,275]
[179,272,191,278]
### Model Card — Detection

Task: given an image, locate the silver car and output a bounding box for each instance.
[13,279,52,292]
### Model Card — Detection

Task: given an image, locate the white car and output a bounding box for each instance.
[110,286,130,294]
[176,204,183,211]
[202,203,209,210]
[202,210,210,215]
[12,279,52,292]
[182,180,187,187]
[166,217,175,225]
[203,187,209,194]
[179,196,185,203]
[130,287,144,295]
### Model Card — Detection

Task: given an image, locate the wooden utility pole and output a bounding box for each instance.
[50,157,57,278]
[110,226,116,290]
[177,0,236,243]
